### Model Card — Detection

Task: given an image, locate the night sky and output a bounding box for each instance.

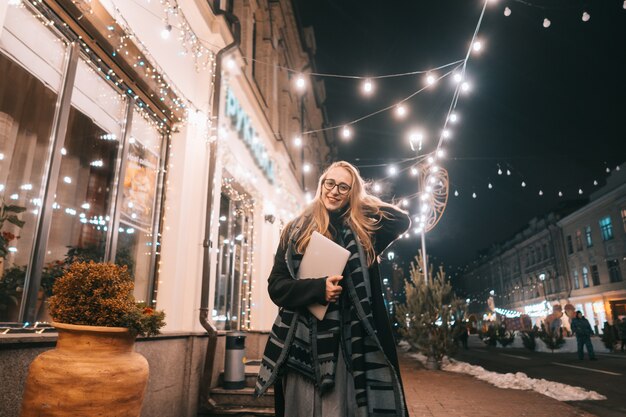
[294,0,626,273]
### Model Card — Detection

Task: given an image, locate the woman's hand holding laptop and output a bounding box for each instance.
[325,275,343,303]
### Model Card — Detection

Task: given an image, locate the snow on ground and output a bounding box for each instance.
[399,342,606,402]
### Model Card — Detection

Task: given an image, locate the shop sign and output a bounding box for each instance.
[225,87,275,183]
[524,301,550,317]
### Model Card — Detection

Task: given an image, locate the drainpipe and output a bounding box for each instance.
[199,0,240,393]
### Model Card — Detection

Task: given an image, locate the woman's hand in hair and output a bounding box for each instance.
[326,275,343,303]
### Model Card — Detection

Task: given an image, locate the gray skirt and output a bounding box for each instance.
[283,347,357,417]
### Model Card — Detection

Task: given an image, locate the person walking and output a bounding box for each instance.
[255,161,411,417]
[617,318,626,352]
[571,311,596,360]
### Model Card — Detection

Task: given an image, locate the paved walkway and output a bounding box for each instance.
[399,351,596,417]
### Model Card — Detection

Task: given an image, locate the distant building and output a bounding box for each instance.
[458,164,625,332]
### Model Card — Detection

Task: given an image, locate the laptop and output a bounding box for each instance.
[297,231,351,320]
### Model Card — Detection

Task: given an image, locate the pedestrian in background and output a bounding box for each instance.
[571,311,597,361]
[617,318,626,352]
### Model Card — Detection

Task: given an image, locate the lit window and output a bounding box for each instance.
[575,230,583,252]
[582,266,589,288]
[585,226,593,247]
[599,216,614,241]
[608,259,622,283]
[573,270,580,290]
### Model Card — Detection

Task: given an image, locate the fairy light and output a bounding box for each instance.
[225,57,236,70]
[295,74,306,91]
[341,125,352,140]
[504,7,511,16]
[388,165,398,176]
[449,113,458,123]
[582,12,590,22]
[472,192,477,199]
[521,181,526,187]
[453,72,463,83]
[303,163,311,173]
[543,18,551,28]
[442,129,451,139]
[395,104,407,118]
[472,40,483,52]
[409,131,423,151]
[411,167,418,176]
[373,183,382,193]
[425,73,437,85]
[488,183,493,189]
[362,79,374,95]
[461,82,471,93]
[293,136,302,147]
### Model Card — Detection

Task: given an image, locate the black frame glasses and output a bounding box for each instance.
[322,179,352,195]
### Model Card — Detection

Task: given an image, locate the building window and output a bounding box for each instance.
[582,266,589,288]
[599,216,614,241]
[608,259,622,283]
[575,230,583,252]
[591,265,600,286]
[573,270,580,290]
[585,226,593,247]
[566,235,574,255]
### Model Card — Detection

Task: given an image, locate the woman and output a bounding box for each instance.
[255,161,410,417]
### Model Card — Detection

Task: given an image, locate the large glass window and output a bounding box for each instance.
[599,216,614,241]
[212,178,254,330]
[608,260,622,283]
[0,5,67,322]
[40,57,126,319]
[582,266,589,288]
[116,110,163,303]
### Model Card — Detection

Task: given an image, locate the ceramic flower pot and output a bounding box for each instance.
[20,322,149,416]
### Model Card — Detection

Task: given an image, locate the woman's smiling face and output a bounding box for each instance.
[321,167,353,211]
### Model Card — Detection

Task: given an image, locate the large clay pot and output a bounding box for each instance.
[20,322,149,416]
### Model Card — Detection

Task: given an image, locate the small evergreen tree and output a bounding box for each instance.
[395,254,467,365]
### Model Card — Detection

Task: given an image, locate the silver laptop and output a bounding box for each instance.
[297,231,350,320]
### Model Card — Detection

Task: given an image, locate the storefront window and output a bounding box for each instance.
[116,110,164,303]
[212,178,254,330]
[0,5,67,322]
[43,55,126,277]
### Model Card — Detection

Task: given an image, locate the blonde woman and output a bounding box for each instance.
[256,161,410,417]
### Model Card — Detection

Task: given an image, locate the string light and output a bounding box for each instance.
[409,132,423,152]
[295,74,306,91]
[436,149,445,158]
[472,40,483,52]
[453,72,463,83]
[582,12,590,22]
[425,73,437,85]
[303,163,311,173]
[504,7,511,16]
[442,129,451,139]
[461,82,471,93]
[521,181,526,187]
[161,24,172,39]
[373,183,382,193]
[395,104,407,118]
[558,191,563,197]
[362,79,374,95]
[388,165,398,176]
[488,183,493,189]
[538,190,543,196]
[543,18,551,28]
[449,113,458,123]
[293,136,302,147]
[341,125,352,140]
[411,167,419,176]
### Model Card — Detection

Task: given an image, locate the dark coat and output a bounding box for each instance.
[267,206,410,416]
[571,316,594,339]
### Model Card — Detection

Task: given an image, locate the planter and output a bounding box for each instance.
[20,322,149,417]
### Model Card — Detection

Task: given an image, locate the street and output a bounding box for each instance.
[453,337,626,417]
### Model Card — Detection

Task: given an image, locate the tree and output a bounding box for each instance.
[395,254,467,367]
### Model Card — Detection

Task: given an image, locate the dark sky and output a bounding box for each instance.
[294,0,626,271]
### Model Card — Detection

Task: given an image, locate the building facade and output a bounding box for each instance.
[459,166,626,333]
[0,0,332,415]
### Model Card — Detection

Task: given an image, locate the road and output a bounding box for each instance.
[453,337,626,417]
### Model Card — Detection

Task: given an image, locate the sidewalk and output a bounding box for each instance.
[398,351,596,417]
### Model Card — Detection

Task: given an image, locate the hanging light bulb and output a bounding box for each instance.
[454,190,459,197]
[506,169,511,176]
[401,199,408,207]
[409,132,423,151]
[543,18,551,28]
[341,125,352,140]
[488,183,493,189]
[373,183,382,193]
[225,57,236,70]
[593,180,598,186]
[293,136,302,147]
[442,129,451,139]
[388,165,398,176]
[616,165,621,171]
[161,24,173,39]
[461,82,472,93]
[497,168,503,175]
[521,181,526,187]
[504,7,512,16]
[425,73,437,85]
[582,12,590,22]
[623,0,626,9]
[472,192,477,199]
[558,191,563,197]
[449,113,458,123]
[395,104,407,118]
[362,79,374,95]
[303,163,311,173]
[295,74,306,91]
[436,149,445,158]
[539,190,543,196]
[579,188,584,195]
[453,72,463,83]
[427,156,435,164]
[411,167,418,176]
[472,40,483,52]
[606,167,611,173]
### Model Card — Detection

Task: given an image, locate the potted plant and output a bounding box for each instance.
[20,261,165,417]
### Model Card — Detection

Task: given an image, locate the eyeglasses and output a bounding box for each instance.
[322,179,351,195]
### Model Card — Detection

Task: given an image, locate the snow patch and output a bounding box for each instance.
[407,353,606,402]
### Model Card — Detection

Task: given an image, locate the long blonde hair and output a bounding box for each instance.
[282,161,399,265]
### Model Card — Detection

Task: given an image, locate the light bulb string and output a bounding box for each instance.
[301,65,462,136]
